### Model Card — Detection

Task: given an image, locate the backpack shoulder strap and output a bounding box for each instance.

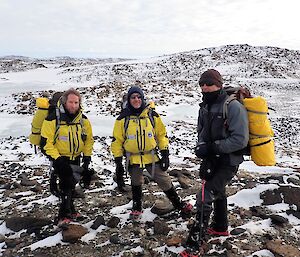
[148,107,155,128]
[223,94,236,120]
[123,107,156,135]
[53,107,60,144]
[124,116,130,134]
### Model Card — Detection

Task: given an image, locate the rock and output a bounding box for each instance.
[0,234,5,243]
[286,209,300,219]
[169,168,192,178]
[21,95,31,101]
[109,233,121,244]
[168,169,180,177]
[62,224,88,243]
[153,220,170,235]
[95,197,109,207]
[266,239,300,257]
[151,200,174,216]
[5,217,52,232]
[109,233,129,245]
[286,177,300,186]
[107,216,120,228]
[249,206,269,219]
[270,214,288,226]
[20,178,37,186]
[280,186,300,209]
[33,169,44,176]
[166,235,182,246]
[0,183,11,190]
[239,208,252,219]
[230,227,247,236]
[261,186,300,209]
[132,227,146,236]
[5,238,21,248]
[141,239,160,250]
[178,175,190,189]
[31,184,43,193]
[261,189,282,205]
[91,215,105,229]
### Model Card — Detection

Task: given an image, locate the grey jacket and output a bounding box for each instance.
[197,90,249,166]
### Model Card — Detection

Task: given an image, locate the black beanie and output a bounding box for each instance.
[127,86,145,101]
[199,69,223,88]
[127,86,146,113]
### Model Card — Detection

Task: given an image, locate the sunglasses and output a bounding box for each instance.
[130,95,142,100]
[199,82,214,87]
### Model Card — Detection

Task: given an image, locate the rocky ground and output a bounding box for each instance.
[0,128,300,257]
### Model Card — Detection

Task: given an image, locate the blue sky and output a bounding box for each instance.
[1,0,299,58]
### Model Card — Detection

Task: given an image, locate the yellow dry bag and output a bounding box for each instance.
[243,96,276,166]
[29,98,50,146]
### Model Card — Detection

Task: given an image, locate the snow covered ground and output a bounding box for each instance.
[0,45,300,256]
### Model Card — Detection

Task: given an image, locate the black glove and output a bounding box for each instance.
[82,156,91,171]
[199,158,215,180]
[50,172,60,197]
[115,157,125,190]
[53,156,73,177]
[195,142,214,159]
[160,149,170,171]
[80,156,93,188]
[80,168,95,189]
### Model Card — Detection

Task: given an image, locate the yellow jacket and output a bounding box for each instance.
[111,106,168,166]
[41,105,94,160]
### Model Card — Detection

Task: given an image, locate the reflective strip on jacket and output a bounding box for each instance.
[111,106,168,167]
[41,109,94,160]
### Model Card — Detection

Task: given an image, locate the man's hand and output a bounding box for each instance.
[199,158,215,180]
[80,168,95,189]
[160,149,170,171]
[82,156,91,170]
[195,142,216,158]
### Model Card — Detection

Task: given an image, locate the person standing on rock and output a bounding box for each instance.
[111,86,192,219]
[41,88,94,226]
[184,69,249,253]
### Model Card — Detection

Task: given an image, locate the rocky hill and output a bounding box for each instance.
[0,44,300,257]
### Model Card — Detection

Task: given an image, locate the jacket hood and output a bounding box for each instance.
[126,86,146,114]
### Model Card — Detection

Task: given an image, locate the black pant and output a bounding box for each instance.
[196,162,238,231]
[54,156,80,218]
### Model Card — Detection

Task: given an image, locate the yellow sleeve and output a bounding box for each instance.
[154,115,169,150]
[82,118,94,156]
[111,119,125,158]
[40,119,61,160]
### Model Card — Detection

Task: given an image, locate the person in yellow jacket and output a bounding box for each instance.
[41,88,94,225]
[111,86,192,219]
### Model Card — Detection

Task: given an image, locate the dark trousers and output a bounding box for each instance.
[54,156,80,218]
[196,163,238,231]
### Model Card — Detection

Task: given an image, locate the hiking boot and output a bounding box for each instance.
[58,217,71,226]
[129,210,142,220]
[207,227,229,236]
[179,249,199,257]
[181,202,193,218]
[71,212,84,221]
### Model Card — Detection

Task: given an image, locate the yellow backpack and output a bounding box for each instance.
[29,92,63,153]
[243,96,276,166]
[224,87,276,166]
